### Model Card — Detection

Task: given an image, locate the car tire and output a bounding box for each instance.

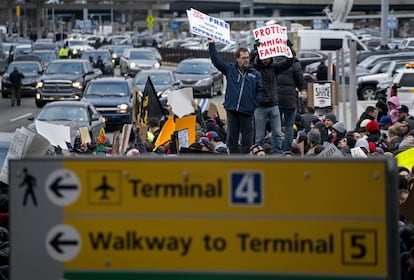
[217,81,223,96]
[360,85,377,100]
[209,84,214,98]
[35,99,46,108]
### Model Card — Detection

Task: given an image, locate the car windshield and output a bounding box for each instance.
[176,63,211,74]
[8,63,39,74]
[130,51,153,60]
[135,73,172,85]
[37,106,88,121]
[35,53,55,63]
[85,82,129,97]
[46,63,83,74]
[82,52,110,62]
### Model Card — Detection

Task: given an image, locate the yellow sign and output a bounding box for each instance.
[16,5,20,17]
[64,218,386,276]
[147,15,154,28]
[63,160,386,217]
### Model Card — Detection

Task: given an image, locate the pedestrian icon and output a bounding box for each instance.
[95,175,115,200]
[19,167,37,207]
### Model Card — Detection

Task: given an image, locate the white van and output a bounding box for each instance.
[295,30,368,52]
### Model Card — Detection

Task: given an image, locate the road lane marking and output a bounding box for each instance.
[10,113,32,122]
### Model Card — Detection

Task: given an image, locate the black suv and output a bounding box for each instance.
[35,59,102,107]
[81,77,138,131]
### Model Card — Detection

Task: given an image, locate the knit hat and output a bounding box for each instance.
[206,131,219,141]
[332,122,346,133]
[378,116,392,126]
[366,121,380,133]
[325,113,337,123]
[307,128,321,144]
[198,137,211,149]
[360,119,371,129]
[355,138,369,152]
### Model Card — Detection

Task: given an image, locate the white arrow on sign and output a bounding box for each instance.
[46,224,81,262]
[45,169,81,206]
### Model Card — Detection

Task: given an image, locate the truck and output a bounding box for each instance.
[35,59,102,107]
[294,29,368,53]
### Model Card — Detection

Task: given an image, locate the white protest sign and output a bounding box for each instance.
[35,120,71,149]
[312,82,332,108]
[252,24,293,59]
[318,143,344,158]
[186,8,231,45]
[167,87,194,118]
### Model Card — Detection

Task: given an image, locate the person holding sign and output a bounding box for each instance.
[208,38,263,154]
[251,39,293,154]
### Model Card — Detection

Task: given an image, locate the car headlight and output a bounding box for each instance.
[195,77,213,86]
[159,91,168,99]
[72,49,78,54]
[118,103,129,113]
[72,82,83,89]
[112,54,117,59]
[130,62,137,68]
[36,81,43,88]
[154,62,160,68]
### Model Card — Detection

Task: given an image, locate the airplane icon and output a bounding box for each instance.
[94,176,115,200]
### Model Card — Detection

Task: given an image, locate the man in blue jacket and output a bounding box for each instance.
[208,38,263,154]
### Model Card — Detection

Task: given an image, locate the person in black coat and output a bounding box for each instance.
[9,66,24,107]
[251,41,293,154]
[277,54,304,152]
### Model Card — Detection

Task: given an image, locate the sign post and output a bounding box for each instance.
[10,158,399,279]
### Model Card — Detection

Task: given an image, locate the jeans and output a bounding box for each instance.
[254,105,283,154]
[226,110,253,154]
[280,108,296,152]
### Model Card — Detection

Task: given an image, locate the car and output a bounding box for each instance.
[28,100,105,148]
[98,44,130,66]
[31,49,57,71]
[63,39,94,58]
[132,35,158,48]
[35,59,102,107]
[297,50,328,70]
[1,61,43,98]
[133,69,181,107]
[119,48,160,77]
[81,49,115,75]
[81,77,137,130]
[174,58,224,98]
[358,59,412,100]
[389,65,414,104]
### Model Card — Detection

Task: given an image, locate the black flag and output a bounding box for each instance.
[139,77,165,126]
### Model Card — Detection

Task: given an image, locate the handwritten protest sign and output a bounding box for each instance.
[252,24,292,59]
[186,8,231,45]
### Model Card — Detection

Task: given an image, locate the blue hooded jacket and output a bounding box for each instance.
[209,42,262,116]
